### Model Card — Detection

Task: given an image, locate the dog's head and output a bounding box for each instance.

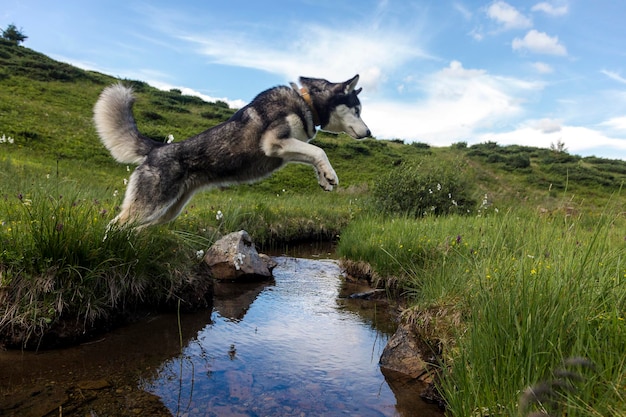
[299,75,371,139]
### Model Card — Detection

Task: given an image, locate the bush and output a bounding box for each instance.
[371,159,476,217]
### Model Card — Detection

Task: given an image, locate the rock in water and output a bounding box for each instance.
[379,323,433,382]
[204,230,277,281]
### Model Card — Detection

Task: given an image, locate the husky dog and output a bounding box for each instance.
[93,75,370,229]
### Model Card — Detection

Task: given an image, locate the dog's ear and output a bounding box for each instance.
[343,75,360,94]
[354,87,362,95]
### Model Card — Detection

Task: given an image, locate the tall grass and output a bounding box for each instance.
[338,202,626,416]
[0,154,365,347]
[0,159,204,347]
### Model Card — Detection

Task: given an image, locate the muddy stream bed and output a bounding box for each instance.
[0,248,442,417]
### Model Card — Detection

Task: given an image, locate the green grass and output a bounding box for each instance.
[1,39,626,413]
[338,201,626,416]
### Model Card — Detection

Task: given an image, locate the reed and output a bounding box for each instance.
[337,202,626,416]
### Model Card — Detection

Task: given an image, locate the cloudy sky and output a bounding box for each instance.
[3,0,626,158]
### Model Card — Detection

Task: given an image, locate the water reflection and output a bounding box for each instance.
[141,257,441,417]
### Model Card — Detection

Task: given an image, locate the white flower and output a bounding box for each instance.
[216,210,223,221]
[167,134,175,143]
[195,249,205,260]
[113,189,119,197]
[123,178,128,186]
[126,166,130,172]
[233,252,245,270]
[437,183,442,191]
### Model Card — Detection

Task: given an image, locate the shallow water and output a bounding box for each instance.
[141,257,441,417]
[0,255,442,416]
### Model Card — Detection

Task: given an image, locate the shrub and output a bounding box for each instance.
[411,142,431,150]
[371,159,476,217]
[451,141,467,149]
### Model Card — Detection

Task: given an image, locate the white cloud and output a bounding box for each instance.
[454,2,473,20]
[148,80,246,109]
[482,125,626,157]
[512,30,567,56]
[365,61,543,143]
[529,118,562,133]
[601,70,626,85]
[531,2,569,16]
[486,1,532,30]
[532,62,554,73]
[181,23,428,93]
[601,116,626,131]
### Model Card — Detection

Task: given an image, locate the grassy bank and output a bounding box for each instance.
[338,201,626,416]
[0,153,360,347]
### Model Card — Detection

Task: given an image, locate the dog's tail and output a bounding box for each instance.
[93,83,161,164]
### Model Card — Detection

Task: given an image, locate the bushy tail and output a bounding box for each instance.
[93,83,160,164]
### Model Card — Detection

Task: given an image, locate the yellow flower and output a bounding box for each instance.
[531,269,537,275]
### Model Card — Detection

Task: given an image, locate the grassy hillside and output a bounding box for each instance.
[1,40,624,415]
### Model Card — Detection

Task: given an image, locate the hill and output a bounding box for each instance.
[2,38,625,212]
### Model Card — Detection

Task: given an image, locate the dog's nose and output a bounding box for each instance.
[365,129,371,137]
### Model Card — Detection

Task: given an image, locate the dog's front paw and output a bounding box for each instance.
[317,165,338,191]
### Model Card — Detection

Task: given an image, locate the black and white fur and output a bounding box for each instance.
[93,75,370,229]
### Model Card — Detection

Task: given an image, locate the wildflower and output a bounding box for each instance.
[167,134,175,143]
[437,183,442,191]
[55,222,64,232]
[113,189,119,197]
[126,166,130,172]
[216,210,223,221]
[456,235,462,245]
[196,249,205,260]
[123,178,128,186]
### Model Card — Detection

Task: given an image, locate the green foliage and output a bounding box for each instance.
[338,205,626,416]
[467,141,626,195]
[451,141,468,149]
[1,24,27,45]
[410,141,431,150]
[371,159,476,217]
[0,161,201,347]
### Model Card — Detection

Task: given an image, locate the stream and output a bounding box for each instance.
[0,253,442,417]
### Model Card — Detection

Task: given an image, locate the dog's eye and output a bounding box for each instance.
[354,107,361,117]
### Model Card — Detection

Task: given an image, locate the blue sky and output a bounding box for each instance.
[3,1,626,159]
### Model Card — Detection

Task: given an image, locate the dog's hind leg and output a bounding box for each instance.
[109,169,179,230]
[156,188,197,225]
